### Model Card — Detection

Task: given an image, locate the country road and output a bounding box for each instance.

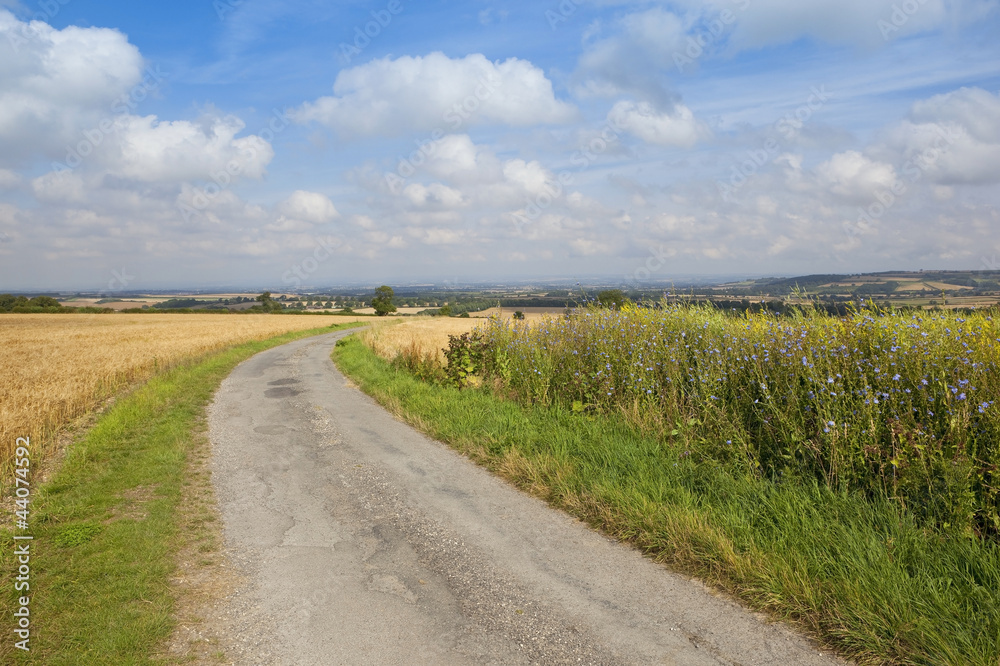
[207,329,847,665]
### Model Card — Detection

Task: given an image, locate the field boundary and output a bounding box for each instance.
[333,334,1000,666]
[0,323,361,664]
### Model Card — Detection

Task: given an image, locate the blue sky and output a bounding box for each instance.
[1,0,999,291]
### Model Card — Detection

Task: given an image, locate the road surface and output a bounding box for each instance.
[208,329,846,665]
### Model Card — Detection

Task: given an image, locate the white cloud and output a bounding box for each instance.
[277,190,339,224]
[101,114,273,183]
[31,169,87,204]
[610,100,708,148]
[879,87,1000,185]
[402,183,465,208]
[293,52,577,137]
[420,134,503,184]
[0,10,145,165]
[816,151,898,202]
[502,159,555,196]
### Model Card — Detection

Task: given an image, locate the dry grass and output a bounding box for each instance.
[0,314,366,476]
[472,307,565,321]
[360,317,483,366]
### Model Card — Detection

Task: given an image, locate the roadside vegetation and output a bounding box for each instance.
[0,314,367,490]
[1,323,360,664]
[335,302,1000,665]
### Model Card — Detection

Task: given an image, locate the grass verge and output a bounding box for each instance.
[333,335,1000,666]
[1,323,361,664]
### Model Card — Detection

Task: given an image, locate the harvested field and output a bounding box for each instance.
[360,317,482,366]
[0,314,366,475]
[471,306,565,321]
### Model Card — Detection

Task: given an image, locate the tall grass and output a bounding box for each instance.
[337,333,1000,665]
[477,303,1000,538]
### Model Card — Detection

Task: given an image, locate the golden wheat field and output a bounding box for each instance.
[360,317,483,366]
[0,314,367,474]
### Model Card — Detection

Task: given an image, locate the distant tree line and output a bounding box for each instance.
[0,294,64,313]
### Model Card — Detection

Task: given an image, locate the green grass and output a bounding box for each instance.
[0,323,361,665]
[334,334,1000,666]
[475,304,1000,538]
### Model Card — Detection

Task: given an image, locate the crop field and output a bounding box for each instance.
[475,304,1000,536]
[0,314,365,478]
[348,303,1000,662]
[361,317,481,366]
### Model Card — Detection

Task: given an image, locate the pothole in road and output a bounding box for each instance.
[267,378,301,386]
[265,387,302,398]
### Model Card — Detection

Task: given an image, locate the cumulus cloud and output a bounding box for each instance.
[402,183,466,208]
[878,87,1000,185]
[0,10,145,165]
[276,190,339,224]
[610,100,708,148]
[292,52,577,137]
[30,169,88,205]
[419,134,503,184]
[816,150,898,202]
[93,114,273,183]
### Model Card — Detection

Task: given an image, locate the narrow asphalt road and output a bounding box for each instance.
[208,330,846,665]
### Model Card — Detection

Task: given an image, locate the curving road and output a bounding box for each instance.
[208,329,846,665]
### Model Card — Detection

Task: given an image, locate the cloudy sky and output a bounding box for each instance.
[1,0,999,291]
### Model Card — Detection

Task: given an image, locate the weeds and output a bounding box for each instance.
[473,303,1000,538]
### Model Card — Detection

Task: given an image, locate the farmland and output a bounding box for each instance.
[475,304,1000,534]
[343,302,1000,663]
[0,314,366,480]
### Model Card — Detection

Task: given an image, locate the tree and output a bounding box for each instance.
[372,285,397,316]
[256,291,283,312]
[438,304,452,317]
[30,296,61,308]
[597,289,627,309]
[512,311,525,320]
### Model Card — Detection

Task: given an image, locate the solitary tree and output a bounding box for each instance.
[596,289,627,309]
[372,285,397,316]
[256,291,282,312]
